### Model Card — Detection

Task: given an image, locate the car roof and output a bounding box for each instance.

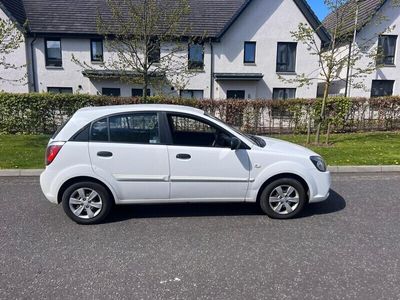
[77,104,204,116]
[53,104,205,141]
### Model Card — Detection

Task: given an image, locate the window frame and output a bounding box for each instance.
[188,42,204,70]
[47,87,73,94]
[377,35,397,66]
[102,88,121,97]
[45,38,62,67]
[147,38,161,64]
[272,88,296,117]
[89,111,166,145]
[165,112,243,149]
[276,42,297,73]
[132,88,151,97]
[179,89,204,99]
[370,80,395,97]
[244,41,256,64]
[90,39,104,62]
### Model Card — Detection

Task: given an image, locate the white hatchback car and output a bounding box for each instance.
[40,104,330,224]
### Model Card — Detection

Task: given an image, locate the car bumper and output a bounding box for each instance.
[40,169,58,204]
[308,170,331,203]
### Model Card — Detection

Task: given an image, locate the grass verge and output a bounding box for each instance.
[0,131,399,169]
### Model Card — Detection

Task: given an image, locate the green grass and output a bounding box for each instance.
[0,132,399,168]
[273,131,400,166]
[0,135,50,169]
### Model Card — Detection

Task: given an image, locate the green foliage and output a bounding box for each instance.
[1,92,400,134]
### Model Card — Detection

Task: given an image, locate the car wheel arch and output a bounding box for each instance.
[57,176,116,204]
[256,173,310,204]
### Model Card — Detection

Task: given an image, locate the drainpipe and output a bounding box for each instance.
[210,40,214,99]
[30,36,37,92]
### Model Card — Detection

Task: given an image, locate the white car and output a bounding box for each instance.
[40,104,330,224]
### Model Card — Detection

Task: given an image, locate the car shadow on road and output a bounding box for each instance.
[298,189,346,218]
[104,189,345,223]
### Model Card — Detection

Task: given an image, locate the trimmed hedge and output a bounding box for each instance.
[0,92,400,134]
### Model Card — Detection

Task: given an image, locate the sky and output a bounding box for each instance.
[306,0,330,21]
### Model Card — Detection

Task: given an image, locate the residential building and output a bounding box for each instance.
[0,0,330,100]
[0,0,29,93]
[323,0,400,98]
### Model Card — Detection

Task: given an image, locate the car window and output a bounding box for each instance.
[168,114,231,147]
[91,118,109,141]
[109,113,160,144]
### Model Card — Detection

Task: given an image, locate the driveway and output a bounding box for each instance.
[0,174,399,299]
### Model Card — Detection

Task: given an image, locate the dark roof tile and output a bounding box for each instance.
[323,0,386,35]
[1,0,329,42]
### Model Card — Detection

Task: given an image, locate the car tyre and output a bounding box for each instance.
[62,181,113,224]
[259,178,306,219]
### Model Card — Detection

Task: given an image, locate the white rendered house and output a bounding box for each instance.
[323,0,400,98]
[0,0,330,100]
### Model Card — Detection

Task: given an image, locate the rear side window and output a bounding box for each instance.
[91,118,109,141]
[109,113,160,144]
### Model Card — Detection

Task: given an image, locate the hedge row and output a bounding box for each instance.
[0,92,400,134]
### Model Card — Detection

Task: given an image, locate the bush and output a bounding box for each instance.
[0,92,400,134]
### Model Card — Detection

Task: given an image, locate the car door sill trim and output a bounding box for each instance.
[170,176,251,182]
[113,174,169,182]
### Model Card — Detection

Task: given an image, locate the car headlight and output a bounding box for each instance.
[310,156,327,172]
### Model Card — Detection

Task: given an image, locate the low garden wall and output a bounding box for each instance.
[0,92,399,134]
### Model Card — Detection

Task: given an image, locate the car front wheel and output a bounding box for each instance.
[62,181,112,224]
[259,178,306,219]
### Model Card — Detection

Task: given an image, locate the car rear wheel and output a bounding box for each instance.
[259,178,306,219]
[62,181,112,224]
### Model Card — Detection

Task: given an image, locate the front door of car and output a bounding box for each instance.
[166,113,251,201]
[88,112,170,201]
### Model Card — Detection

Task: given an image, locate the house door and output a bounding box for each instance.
[227,90,245,99]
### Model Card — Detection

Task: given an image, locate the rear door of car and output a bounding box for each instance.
[88,111,170,201]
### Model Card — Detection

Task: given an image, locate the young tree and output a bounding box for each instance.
[73,0,198,100]
[0,17,25,83]
[280,0,395,144]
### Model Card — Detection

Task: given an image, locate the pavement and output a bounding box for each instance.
[1,174,400,299]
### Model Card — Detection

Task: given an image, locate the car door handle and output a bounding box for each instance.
[97,151,113,157]
[176,153,191,160]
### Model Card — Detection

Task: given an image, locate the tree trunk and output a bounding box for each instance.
[306,109,311,145]
[315,81,330,144]
[325,122,331,145]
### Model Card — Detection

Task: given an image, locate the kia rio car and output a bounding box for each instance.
[40,104,331,224]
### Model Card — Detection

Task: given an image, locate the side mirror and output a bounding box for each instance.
[230,137,241,150]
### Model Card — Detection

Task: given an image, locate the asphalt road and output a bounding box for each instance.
[0,174,400,299]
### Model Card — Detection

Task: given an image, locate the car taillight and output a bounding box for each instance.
[46,144,64,165]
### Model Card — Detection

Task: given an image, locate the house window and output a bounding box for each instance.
[148,38,160,64]
[132,88,151,97]
[180,90,204,99]
[272,88,296,117]
[371,80,394,97]
[47,87,73,94]
[244,42,256,63]
[45,39,62,67]
[276,42,297,72]
[273,88,296,100]
[91,39,103,62]
[102,88,121,96]
[188,43,204,69]
[226,90,245,99]
[377,35,397,66]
